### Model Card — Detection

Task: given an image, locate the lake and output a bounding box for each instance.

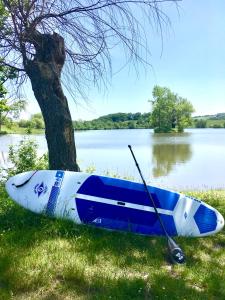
[0,129,225,190]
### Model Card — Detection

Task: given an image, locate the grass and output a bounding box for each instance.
[0,186,224,299]
[207,120,225,128]
[0,125,44,135]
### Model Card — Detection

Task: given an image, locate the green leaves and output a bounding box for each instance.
[0,64,26,131]
[7,138,48,176]
[151,86,195,133]
[0,97,26,131]
[0,98,10,112]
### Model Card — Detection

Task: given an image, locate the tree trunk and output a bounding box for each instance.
[24,32,79,171]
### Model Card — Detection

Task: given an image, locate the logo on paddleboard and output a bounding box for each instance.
[34,182,48,197]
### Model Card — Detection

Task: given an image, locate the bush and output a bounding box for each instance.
[0,130,7,135]
[1,138,48,181]
[33,117,45,129]
[18,117,45,130]
[18,119,30,128]
[210,124,222,128]
[154,126,172,133]
[195,119,207,128]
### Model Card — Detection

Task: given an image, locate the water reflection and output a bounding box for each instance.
[152,136,192,177]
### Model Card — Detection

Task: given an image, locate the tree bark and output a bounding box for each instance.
[24,32,79,171]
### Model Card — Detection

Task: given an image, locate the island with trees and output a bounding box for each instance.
[150,85,195,133]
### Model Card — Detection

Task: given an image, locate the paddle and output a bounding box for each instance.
[128,145,185,264]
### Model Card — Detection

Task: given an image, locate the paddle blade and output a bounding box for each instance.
[167,237,185,264]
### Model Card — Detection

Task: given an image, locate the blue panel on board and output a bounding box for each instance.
[76,198,177,236]
[46,171,65,216]
[194,204,217,234]
[77,175,179,211]
[55,171,64,178]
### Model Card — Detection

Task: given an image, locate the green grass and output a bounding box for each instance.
[207,120,225,128]
[0,125,44,135]
[0,186,224,299]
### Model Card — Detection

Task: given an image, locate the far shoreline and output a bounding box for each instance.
[1,126,225,135]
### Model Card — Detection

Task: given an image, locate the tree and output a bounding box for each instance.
[0,97,26,132]
[194,119,207,128]
[175,97,195,132]
[0,0,178,170]
[0,66,26,132]
[150,86,177,132]
[150,86,194,133]
[30,113,45,129]
[18,113,45,130]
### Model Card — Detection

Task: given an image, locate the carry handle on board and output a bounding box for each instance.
[128,145,185,264]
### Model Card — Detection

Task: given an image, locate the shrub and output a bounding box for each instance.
[210,124,222,128]
[194,119,207,128]
[1,138,48,181]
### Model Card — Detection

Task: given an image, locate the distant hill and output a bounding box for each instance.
[73,112,151,130]
[193,113,225,120]
[193,113,225,128]
[73,112,225,130]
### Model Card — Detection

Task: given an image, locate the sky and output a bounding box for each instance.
[22,0,225,120]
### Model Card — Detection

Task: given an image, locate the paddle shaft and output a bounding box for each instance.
[128,145,185,264]
[128,145,169,238]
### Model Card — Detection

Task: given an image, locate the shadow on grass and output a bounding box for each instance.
[0,189,224,299]
[60,272,151,300]
[0,196,163,298]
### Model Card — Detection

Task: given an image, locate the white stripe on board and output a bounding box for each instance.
[76,193,173,216]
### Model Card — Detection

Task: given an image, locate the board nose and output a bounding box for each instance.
[5,171,37,205]
[5,174,21,205]
[194,203,224,236]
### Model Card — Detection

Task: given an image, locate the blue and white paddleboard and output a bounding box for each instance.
[5,170,224,237]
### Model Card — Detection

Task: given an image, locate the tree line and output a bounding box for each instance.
[194,119,225,129]
[2,110,225,133]
[73,113,151,130]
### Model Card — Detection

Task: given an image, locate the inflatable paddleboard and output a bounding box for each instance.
[5,170,224,237]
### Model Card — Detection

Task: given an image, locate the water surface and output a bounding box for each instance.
[0,129,225,190]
